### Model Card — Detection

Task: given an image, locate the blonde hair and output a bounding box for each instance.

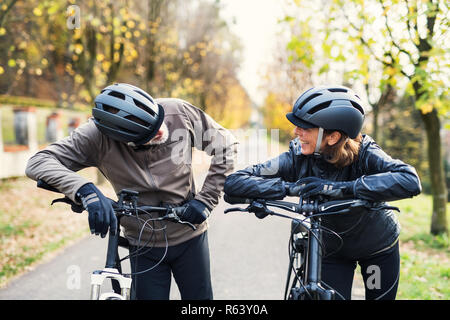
[322,131,362,168]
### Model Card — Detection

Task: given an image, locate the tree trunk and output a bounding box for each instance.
[372,105,379,143]
[420,109,448,235]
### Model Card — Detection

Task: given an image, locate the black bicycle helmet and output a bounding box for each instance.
[92,83,165,146]
[286,85,365,139]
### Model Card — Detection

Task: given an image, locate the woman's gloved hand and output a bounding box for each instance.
[76,183,117,238]
[286,177,355,199]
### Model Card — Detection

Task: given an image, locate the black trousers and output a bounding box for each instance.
[321,242,400,300]
[129,231,213,300]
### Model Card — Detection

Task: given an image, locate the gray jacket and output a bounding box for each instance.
[26,98,238,247]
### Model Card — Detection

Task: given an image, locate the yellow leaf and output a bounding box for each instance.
[0,66,4,74]
[74,74,84,84]
[7,59,16,67]
[74,43,83,54]
[113,52,120,62]
[73,29,82,40]
[420,103,433,114]
[33,7,42,17]
[102,61,111,72]
[0,28,5,36]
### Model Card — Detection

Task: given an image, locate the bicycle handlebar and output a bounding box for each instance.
[36,179,196,230]
[224,194,398,218]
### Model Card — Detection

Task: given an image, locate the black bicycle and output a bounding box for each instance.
[224,194,398,300]
[36,179,196,300]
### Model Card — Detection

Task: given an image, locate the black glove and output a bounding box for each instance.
[177,199,211,224]
[286,177,355,199]
[76,183,117,238]
[250,201,270,219]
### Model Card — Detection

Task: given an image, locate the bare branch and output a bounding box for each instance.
[378,0,415,66]
[0,0,18,28]
[403,0,417,44]
[341,2,412,79]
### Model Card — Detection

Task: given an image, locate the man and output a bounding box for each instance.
[26,83,238,300]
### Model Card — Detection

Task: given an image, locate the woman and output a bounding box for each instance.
[224,85,421,300]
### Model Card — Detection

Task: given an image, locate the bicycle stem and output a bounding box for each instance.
[105,216,122,269]
[305,217,322,286]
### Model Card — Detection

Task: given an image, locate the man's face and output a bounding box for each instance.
[144,121,169,145]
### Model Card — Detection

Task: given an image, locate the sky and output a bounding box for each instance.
[220,0,286,106]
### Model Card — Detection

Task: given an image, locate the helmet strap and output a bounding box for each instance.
[313,127,324,157]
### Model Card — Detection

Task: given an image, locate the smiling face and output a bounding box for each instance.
[294,126,341,155]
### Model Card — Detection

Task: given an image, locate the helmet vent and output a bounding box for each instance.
[103,104,120,114]
[134,90,155,104]
[298,93,322,110]
[307,101,332,114]
[328,88,347,93]
[133,99,156,117]
[350,101,365,115]
[108,91,125,100]
[125,115,148,126]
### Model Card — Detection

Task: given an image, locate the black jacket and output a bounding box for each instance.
[224,135,421,259]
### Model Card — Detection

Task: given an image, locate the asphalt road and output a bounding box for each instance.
[0,136,365,300]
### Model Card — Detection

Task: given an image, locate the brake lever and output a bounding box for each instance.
[51,197,84,213]
[224,207,249,214]
[164,211,197,231]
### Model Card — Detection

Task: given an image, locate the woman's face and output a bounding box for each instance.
[294,126,320,155]
[294,126,340,155]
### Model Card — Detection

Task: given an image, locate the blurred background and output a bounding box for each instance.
[0,0,448,299]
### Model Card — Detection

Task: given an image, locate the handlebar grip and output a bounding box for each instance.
[224,194,253,204]
[37,179,61,193]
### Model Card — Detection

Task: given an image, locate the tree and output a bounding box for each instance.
[287,0,449,235]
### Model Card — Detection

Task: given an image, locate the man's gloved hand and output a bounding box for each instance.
[286,177,355,199]
[177,199,211,225]
[76,183,117,238]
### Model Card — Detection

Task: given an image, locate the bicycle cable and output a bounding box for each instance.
[287,230,313,300]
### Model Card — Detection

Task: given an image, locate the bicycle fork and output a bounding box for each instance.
[90,268,132,300]
[290,218,335,300]
[90,220,132,300]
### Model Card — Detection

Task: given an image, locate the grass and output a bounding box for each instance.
[0,169,109,288]
[392,195,450,300]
